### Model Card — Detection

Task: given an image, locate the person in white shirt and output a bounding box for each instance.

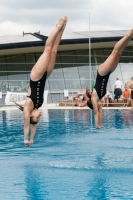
[114,78,122,102]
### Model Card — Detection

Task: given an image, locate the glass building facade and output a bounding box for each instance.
[0,46,133,103]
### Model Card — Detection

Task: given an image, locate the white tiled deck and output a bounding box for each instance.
[0,104,132,111]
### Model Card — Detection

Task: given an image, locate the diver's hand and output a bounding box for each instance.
[96,125,102,129]
[24,140,32,147]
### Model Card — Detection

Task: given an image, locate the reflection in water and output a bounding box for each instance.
[123,109,131,127]
[64,110,69,122]
[87,176,108,200]
[87,153,108,199]
[95,153,106,168]
[24,165,48,200]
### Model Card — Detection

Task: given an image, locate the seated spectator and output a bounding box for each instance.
[125,77,133,109]
[103,91,111,107]
[75,87,91,107]
[122,87,130,107]
[75,93,86,107]
[125,77,133,88]
[66,97,69,100]
[114,78,122,102]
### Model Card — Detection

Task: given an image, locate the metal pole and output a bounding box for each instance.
[89,12,91,89]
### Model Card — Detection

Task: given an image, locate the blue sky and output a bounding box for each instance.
[0,0,133,35]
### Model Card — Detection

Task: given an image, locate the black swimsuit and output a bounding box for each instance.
[94,70,111,99]
[27,71,47,109]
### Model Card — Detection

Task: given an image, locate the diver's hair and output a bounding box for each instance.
[87,98,93,110]
[13,101,23,111]
[30,117,38,125]
[14,101,38,124]
[86,87,91,98]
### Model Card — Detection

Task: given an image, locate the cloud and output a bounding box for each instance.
[0,0,133,35]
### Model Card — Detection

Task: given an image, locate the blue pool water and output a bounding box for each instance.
[1,109,133,200]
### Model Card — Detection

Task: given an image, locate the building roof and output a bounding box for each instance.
[0,30,130,50]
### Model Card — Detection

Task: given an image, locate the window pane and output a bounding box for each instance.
[60,55,76,64]
[35,53,41,61]
[0,72,7,80]
[25,54,35,71]
[75,56,88,64]
[48,80,65,90]
[62,64,78,71]
[75,49,95,65]
[80,80,90,89]
[109,79,116,91]
[60,51,75,56]
[55,57,62,71]
[79,71,89,79]
[78,64,89,71]
[92,64,98,72]
[0,81,7,92]
[94,49,104,64]
[122,72,132,80]
[0,56,6,63]
[65,80,81,89]
[130,47,133,56]
[26,64,33,72]
[53,65,62,71]
[112,63,121,72]
[106,81,111,90]
[45,81,49,90]
[0,64,7,72]
[109,72,123,82]
[119,47,131,63]
[6,55,26,71]
[103,48,113,56]
[7,81,28,92]
[120,63,133,72]
[48,71,64,79]
[7,72,27,80]
[63,71,79,79]
[75,50,89,55]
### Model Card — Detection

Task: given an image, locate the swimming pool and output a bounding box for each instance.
[0,109,133,199]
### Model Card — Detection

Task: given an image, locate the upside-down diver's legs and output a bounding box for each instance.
[47,19,67,77]
[99,29,133,75]
[30,16,67,81]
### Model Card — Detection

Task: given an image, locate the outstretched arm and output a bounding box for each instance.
[97,104,102,128]
[75,94,88,107]
[79,94,89,107]
[79,101,87,107]
[23,107,30,146]
[92,98,102,128]
[29,124,37,145]
[94,109,102,128]
[75,94,83,106]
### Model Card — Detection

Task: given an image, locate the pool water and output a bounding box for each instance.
[0,109,133,199]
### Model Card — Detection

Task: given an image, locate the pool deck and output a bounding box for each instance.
[0,104,132,111]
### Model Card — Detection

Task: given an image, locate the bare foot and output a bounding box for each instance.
[56,16,67,30]
[25,142,30,147]
[62,19,67,30]
[126,29,133,38]
[24,140,33,147]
